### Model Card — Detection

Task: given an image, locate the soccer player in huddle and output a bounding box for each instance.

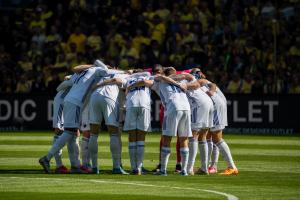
[129,67,191,176]
[191,68,238,175]
[152,65,184,173]
[51,74,78,173]
[167,71,215,175]
[87,67,129,174]
[123,70,152,174]
[39,60,109,173]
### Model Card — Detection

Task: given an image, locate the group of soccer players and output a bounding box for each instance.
[39,59,239,176]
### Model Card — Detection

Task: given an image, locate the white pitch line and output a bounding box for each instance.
[2,177,238,200]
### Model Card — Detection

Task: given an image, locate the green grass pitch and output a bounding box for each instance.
[0,132,300,200]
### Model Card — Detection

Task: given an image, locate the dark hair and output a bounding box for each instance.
[133,68,144,73]
[153,64,163,74]
[163,67,176,76]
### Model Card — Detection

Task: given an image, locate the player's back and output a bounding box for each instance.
[95,73,128,102]
[157,81,190,112]
[64,67,107,106]
[126,75,151,109]
[186,87,212,108]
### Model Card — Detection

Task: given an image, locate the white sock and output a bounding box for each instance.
[136,141,145,172]
[47,131,73,161]
[199,140,208,172]
[88,134,98,168]
[207,139,213,166]
[160,147,171,172]
[216,139,237,169]
[110,133,121,168]
[67,135,81,168]
[81,137,90,166]
[187,137,198,173]
[180,147,189,173]
[211,144,219,168]
[53,135,63,167]
[128,142,137,171]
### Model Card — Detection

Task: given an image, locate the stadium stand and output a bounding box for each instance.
[0,0,299,94]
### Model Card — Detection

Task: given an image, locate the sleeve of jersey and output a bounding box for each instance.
[151,80,160,94]
[128,72,151,78]
[95,67,108,77]
[56,79,74,92]
[94,59,108,70]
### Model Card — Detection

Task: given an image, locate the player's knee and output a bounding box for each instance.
[136,131,146,141]
[83,130,90,138]
[64,128,78,134]
[211,131,222,144]
[162,136,172,147]
[90,124,100,134]
[179,137,188,147]
[108,126,119,135]
[198,128,209,141]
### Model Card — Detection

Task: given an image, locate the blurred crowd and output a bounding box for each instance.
[0,0,299,94]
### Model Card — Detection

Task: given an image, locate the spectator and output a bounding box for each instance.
[67,26,87,53]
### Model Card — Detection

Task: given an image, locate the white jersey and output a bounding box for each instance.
[201,81,226,102]
[151,80,190,113]
[64,67,108,107]
[125,73,151,109]
[95,73,128,102]
[186,82,212,108]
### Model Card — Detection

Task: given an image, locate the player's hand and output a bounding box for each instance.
[64,75,71,80]
[206,91,214,97]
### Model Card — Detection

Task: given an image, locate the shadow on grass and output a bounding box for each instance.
[1,192,216,200]
[0,169,130,175]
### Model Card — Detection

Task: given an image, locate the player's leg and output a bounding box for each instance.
[211,143,219,170]
[178,136,189,176]
[52,99,68,173]
[177,110,192,176]
[175,137,182,173]
[211,129,238,175]
[153,104,164,172]
[156,111,178,175]
[80,104,91,172]
[124,107,138,173]
[53,128,68,173]
[67,129,81,172]
[136,130,146,175]
[39,102,82,173]
[53,129,63,168]
[152,135,163,172]
[206,132,217,173]
[89,124,100,174]
[80,130,91,173]
[135,107,150,174]
[158,135,172,176]
[87,93,103,174]
[128,130,137,172]
[187,130,198,175]
[197,128,209,174]
[108,125,127,174]
[102,97,127,174]
[211,94,237,175]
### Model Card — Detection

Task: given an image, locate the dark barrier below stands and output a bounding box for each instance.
[0,93,299,134]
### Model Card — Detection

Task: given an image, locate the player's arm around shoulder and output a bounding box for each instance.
[97,77,124,88]
[127,79,154,91]
[199,79,217,97]
[169,73,194,82]
[154,74,187,92]
[56,74,76,91]
[72,64,93,73]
